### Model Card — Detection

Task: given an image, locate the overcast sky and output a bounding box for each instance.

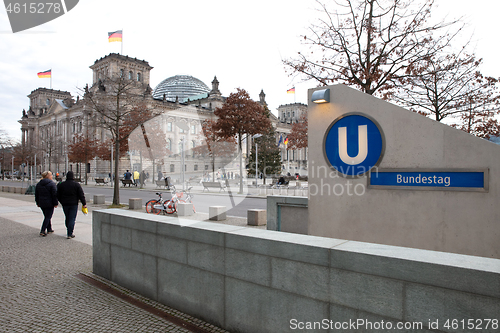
[1,0,498,142]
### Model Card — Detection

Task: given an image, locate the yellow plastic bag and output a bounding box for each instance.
[82,206,88,215]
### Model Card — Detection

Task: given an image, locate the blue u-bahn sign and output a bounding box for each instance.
[323,113,385,177]
[369,169,488,191]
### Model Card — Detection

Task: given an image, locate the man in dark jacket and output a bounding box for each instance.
[57,171,87,239]
[35,171,58,236]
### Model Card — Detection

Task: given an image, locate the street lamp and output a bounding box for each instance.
[176,122,189,191]
[253,134,262,187]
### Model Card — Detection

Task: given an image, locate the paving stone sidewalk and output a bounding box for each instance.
[0,201,230,332]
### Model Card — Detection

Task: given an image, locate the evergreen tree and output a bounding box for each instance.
[247,126,281,184]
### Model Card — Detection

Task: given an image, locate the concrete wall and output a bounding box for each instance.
[267,195,308,234]
[1,186,27,194]
[93,209,500,333]
[308,84,500,259]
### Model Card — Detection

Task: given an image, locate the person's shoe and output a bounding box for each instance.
[67,234,75,239]
[40,232,47,237]
[47,230,54,234]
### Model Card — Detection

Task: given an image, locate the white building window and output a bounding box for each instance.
[191,125,196,134]
[167,122,172,132]
[137,72,141,81]
[128,71,133,80]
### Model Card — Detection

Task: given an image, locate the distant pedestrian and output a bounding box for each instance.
[57,171,87,239]
[124,170,132,180]
[140,170,147,187]
[157,170,162,181]
[35,171,58,237]
[133,170,140,185]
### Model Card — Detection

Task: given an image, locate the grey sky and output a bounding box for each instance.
[0,0,498,141]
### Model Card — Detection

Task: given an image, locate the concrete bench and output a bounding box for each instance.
[209,206,226,221]
[121,179,136,187]
[203,181,225,192]
[93,194,106,205]
[129,198,142,210]
[95,178,108,185]
[177,202,194,216]
[247,209,266,226]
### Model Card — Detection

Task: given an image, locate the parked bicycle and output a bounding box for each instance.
[145,186,195,215]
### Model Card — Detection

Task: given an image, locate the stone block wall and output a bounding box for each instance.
[93,210,500,333]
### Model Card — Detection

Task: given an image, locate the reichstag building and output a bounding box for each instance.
[18,53,307,183]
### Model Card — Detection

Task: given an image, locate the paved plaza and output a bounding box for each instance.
[0,192,230,333]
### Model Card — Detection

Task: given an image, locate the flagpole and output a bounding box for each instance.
[121,28,123,55]
[50,71,52,89]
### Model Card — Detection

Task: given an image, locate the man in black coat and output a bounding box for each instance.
[35,171,58,236]
[57,171,87,239]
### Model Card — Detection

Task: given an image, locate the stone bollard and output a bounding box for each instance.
[129,198,142,210]
[177,202,194,216]
[209,206,226,221]
[93,194,105,205]
[247,209,267,226]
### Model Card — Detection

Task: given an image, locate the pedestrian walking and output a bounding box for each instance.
[35,171,58,236]
[133,170,140,186]
[140,170,147,187]
[57,171,87,239]
[157,170,162,181]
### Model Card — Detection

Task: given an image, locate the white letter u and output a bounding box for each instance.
[338,125,368,165]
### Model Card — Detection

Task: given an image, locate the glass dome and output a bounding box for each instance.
[152,75,210,102]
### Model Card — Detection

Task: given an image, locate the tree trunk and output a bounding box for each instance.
[113,131,120,205]
[238,134,243,194]
[84,157,88,185]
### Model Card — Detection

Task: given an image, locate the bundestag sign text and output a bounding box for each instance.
[369,169,488,192]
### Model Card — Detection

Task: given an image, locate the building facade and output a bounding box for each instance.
[19,53,307,182]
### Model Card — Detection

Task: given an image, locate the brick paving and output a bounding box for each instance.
[0,200,230,333]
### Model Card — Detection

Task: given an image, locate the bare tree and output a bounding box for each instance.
[83,76,156,205]
[0,128,13,179]
[391,51,500,138]
[67,134,97,182]
[284,0,461,97]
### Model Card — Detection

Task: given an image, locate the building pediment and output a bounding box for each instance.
[46,99,69,115]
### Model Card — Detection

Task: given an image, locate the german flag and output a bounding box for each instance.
[108,30,122,43]
[287,87,295,94]
[284,136,289,145]
[37,69,51,78]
